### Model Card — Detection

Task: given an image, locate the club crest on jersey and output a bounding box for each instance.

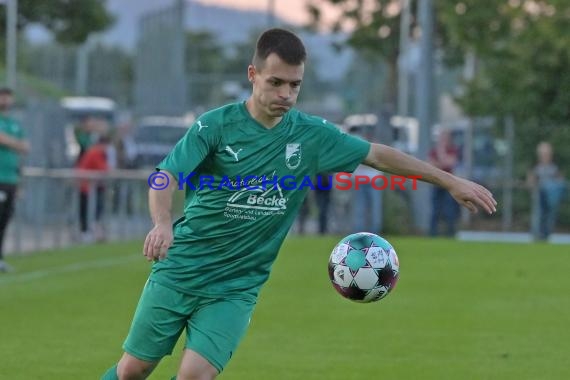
[285,143,302,170]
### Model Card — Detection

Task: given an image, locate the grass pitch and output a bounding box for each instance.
[1,237,569,379]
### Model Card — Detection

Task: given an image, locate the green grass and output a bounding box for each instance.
[1,237,569,380]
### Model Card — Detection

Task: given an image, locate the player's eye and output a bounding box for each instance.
[269,79,281,87]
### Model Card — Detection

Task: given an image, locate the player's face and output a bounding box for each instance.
[248,53,304,118]
[0,93,14,112]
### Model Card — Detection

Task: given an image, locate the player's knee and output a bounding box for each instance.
[177,362,218,380]
[177,349,219,380]
[176,371,217,380]
[117,355,156,380]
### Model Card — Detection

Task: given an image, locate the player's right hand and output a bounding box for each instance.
[448,176,497,214]
[143,224,173,262]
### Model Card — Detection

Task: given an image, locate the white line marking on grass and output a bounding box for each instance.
[0,254,142,286]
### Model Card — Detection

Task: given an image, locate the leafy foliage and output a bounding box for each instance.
[0,0,114,44]
[310,0,570,173]
[307,0,404,106]
[441,0,570,173]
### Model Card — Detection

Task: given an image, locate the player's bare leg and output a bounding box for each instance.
[116,352,159,380]
[176,349,218,380]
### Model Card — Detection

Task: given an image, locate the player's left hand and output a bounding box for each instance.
[448,177,497,214]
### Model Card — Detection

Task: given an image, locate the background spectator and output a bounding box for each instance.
[528,141,566,240]
[429,130,460,237]
[76,135,111,243]
[0,88,29,272]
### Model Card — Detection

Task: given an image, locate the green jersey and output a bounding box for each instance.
[0,115,25,184]
[153,102,370,301]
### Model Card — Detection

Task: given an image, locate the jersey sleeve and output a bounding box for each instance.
[156,118,220,179]
[316,121,371,173]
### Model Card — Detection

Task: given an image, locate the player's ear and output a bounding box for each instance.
[247,65,256,84]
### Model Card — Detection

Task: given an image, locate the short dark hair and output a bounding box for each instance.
[252,28,307,69]
[0,87,13,95]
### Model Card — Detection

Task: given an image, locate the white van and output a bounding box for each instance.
[61,96,116,165]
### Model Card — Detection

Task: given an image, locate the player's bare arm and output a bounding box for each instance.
[0,132,29,154]
[144,170,176,261]
[363,143,497,214]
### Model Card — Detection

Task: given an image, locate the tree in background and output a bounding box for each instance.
[185,30,227,109]
[438,0,570,173]
[0,0,114,45]
[309,0,569,170]
[88,44,133,105]
[0,0,115,100]
[307,0,403,110]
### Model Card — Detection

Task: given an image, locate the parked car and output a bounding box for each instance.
[133,115,193,168]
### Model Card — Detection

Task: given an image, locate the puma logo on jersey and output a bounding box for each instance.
[225,145,243,162]
[197,120,208,131]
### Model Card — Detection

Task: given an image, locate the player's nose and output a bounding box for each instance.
[277,86,291,100]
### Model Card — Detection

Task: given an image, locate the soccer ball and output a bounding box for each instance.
[328,232,399,303]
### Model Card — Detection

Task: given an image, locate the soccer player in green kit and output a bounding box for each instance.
[102,28,497,380]
[0,87,29,273]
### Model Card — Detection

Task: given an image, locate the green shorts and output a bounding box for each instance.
[123,280,256,372]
